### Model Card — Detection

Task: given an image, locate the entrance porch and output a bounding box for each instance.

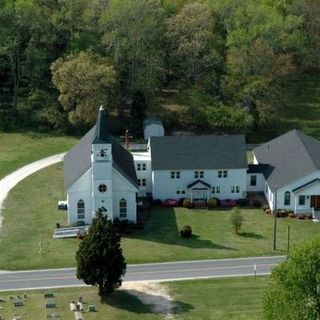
[292,178,320,216]
[187,179,211,204]
[293,194,320,216]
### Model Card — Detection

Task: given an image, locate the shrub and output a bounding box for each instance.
[253,199,262,208]
[289,212,296,218]
[153,199,162,206]
[56,222,61,229]
[183,198,192,208]
[231,207,243,234]
[236,199,248,207]
[120,219,129,226]
[220,199,236,207]
[208,198,218,208]
[178,198,185,206]
[113,217,120,225]
[75,220,85,227]
[278,209,289,218]
[265,209,272,214]
[262,205,270,211]
[307,214,313,220]
[180,225,192,238]
[298,214,305,220]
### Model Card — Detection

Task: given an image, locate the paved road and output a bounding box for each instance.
[0,256,285,292]
[0,153,65,229]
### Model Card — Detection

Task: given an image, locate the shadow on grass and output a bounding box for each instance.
[125,207,235,251]
[101,289,193,316]
[240,232,264,239]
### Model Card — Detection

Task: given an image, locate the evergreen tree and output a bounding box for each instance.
[76,208,126,296]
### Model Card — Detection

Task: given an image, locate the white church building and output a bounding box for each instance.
[64,106,138,225]
[63,107,320,225]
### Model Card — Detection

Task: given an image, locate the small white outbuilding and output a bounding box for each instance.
[143,117,165,140]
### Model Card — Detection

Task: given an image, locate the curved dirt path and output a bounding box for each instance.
[0,153,65,229]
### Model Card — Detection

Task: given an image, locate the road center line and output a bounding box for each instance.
[0,263,276,284]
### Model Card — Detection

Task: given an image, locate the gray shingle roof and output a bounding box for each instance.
[64,109,138,190]
[253,130,320,191]
[150,135,247,170]
[93,105,112,144]
[247,164,271,174]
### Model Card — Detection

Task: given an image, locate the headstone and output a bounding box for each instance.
[45,303,56,308]
[70,302,76,311]
[44,293,54,299]
[88,305,96,312]
[77,302,84,312]
[13,301,23,307]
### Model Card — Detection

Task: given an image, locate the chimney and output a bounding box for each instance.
[125,130,130,150]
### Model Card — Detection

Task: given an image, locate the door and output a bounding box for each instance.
[193,190,206,201]
[310,195,320,209]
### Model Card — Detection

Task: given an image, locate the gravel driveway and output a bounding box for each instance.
[0,153,65,230]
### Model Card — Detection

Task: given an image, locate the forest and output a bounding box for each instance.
[0,0,319,139]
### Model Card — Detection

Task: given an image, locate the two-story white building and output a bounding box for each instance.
[134,135,248,202]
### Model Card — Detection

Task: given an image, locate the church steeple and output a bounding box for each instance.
[93,105,112,144]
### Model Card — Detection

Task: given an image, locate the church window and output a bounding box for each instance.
[171,171,180,179]
[212,186,220,194]
[119,199,127,218]
[194,171,204,179]
[137,163,141,171]
[77,200,85,219]
[98,184,107,193]
[250,175,257,186]
[142,163,146,171]
[138,179,146,187]
[284,191,291,206]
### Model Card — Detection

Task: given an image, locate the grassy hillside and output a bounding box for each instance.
[0,132,77,179]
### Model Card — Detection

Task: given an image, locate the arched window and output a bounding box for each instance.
[284,191,291,206]
[77,199,85,219]
[119,199,127,218]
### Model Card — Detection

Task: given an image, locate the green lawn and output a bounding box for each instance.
[0,132,77,179]
[0,277,269,320]
[1,163,320,270]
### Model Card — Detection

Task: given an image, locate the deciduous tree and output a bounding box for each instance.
[100,0,165,94]
[263,236,320,320]
[166,2,224,91]
[51,51,116,126]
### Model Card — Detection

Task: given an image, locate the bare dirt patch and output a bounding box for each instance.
[122,282,176,319]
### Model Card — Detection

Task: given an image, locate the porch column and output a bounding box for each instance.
[207,191,209,202]
[190,191,193,202]
[294,195,297,214]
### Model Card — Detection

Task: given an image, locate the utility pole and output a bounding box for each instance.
[287,225,291,253]
[273,185,278,251]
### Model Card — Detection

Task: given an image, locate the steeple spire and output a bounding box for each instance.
[93,106,112,144]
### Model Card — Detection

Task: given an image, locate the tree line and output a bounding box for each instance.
[0,0,319,136]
